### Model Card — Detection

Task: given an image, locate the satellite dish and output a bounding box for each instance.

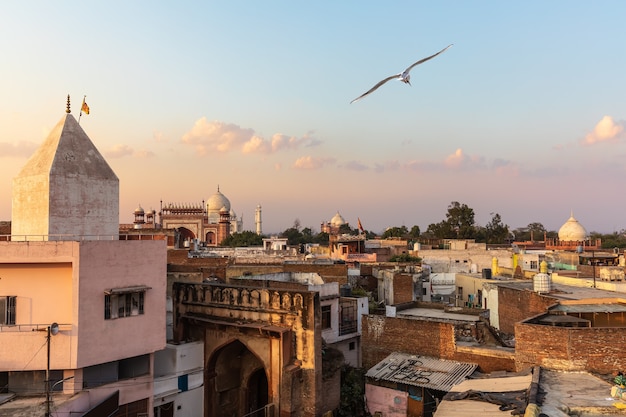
[50,323,59,336]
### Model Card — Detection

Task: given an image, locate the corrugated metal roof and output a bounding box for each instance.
[366,352,477,392]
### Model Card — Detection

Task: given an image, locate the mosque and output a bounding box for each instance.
[132,188,262,247]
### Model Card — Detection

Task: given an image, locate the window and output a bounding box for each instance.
[104,287,149,320]
[0,296,16,325]
[349,342,355,350]
[321,305,331,329]
[530,260,538,270]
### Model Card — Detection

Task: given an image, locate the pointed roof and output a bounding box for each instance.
[17,113,117,180]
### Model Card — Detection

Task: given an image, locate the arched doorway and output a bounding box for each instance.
[177,227,196,248]
[206,340,269,417]
[247,367,269,416]
[205,231,216,245]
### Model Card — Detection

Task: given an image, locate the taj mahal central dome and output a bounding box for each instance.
[558,212,588,241]
[206,187,231,222]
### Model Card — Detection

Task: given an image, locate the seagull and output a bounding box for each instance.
[350,44,453,104]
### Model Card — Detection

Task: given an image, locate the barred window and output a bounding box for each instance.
[104,288,147,320]
[0,296,16,325]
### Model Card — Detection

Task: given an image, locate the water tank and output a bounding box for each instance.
[340,284,352,297]
[533,274,551,293]
[482,268,492,279]
[414,242,421,251]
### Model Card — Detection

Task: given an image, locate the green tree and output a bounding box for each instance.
[484,213,509,244]
[280,227,303,245]
[312,231,329,245]
[408,225,421,239]
[382,225,409,239]
[220,231,263,247]
[512,222,547,241]
[426,201,476,239]
[337,366,368,417]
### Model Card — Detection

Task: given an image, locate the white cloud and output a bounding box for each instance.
[584,115,625,145]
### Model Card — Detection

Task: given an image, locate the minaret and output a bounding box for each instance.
[12,96,119,240]
[255,204,262,235]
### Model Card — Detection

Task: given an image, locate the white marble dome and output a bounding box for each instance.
[207,188,230,212]
[558,213,587,241]
[330,211,346,227]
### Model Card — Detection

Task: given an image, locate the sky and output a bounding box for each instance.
[1,1,626,235]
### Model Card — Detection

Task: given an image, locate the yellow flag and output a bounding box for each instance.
[81,99,90,115]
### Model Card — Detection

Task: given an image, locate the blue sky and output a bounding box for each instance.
[1,1,626,235]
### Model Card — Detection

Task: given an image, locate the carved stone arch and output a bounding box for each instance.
[241,289,250,306]
[282,293,291,310]
[260,290,270,308]
[206,339,269,417]
[293,293,304,309]
[221,288,230,304]
[250,289,260,307]
[271,291,281,309]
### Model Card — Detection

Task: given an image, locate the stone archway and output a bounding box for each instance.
[206,340,268,417]
[177,227,196,248]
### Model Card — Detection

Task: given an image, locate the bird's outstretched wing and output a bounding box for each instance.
[403,44,453,74]
[350,74,400,104]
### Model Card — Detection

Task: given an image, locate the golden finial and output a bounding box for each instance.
[66,95,71,113]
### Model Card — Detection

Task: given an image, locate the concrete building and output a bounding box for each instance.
[171,270,368,416]
[0,104,167,417]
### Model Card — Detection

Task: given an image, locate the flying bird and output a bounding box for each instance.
[350,44,453,104]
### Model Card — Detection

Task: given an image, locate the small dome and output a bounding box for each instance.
[558,213,587,241]
[330,211,346,227]
[134,205,144,215]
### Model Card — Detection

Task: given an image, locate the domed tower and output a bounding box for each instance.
[558,211,588,242]
[330,211,346,228]
[133,205,145,229]
[321,211,347,235]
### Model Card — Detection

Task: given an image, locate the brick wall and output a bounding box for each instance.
[515,322,626,374]
[362,315,515,372]
[498,286,557,335]
[393,274,414,304]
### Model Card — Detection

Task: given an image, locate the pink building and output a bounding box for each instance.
[0,100,166,416]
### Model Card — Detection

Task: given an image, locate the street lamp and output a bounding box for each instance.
[45,323,59,417]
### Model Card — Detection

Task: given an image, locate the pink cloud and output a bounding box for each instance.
[105,144,154,159]
[181,118,254,154]
[292,156,336,170]
[443,148,485,170]
[583,116,625,145]
[182,118,320,155]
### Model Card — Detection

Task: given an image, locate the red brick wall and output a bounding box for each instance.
[515,322,626,374]
[393,274,414,304]
[498,286,557,335]
[362,315,515,372]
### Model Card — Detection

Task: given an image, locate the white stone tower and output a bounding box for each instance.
[255,204,262,235]
[11,97,119,240]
